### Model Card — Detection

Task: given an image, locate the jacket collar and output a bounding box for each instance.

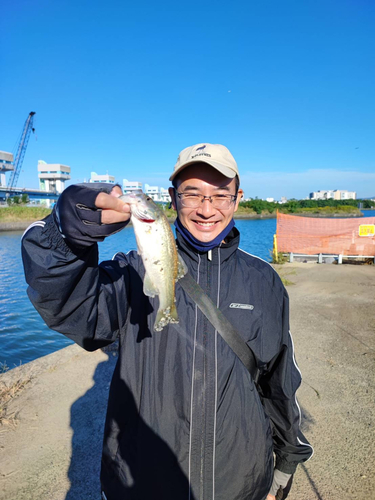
[176,227,240,265]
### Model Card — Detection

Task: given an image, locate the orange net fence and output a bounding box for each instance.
[276,212,375,256]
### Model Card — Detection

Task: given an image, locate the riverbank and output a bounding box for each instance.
[1,263,374,499]
[0,208,365,232]
[0,206,51,232]
[0,213,277,231]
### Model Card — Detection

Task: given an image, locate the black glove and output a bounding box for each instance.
[53,183,128,247]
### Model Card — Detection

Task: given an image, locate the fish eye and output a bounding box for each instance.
[146,197,151,201]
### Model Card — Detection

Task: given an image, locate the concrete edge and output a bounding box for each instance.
[0,221,39,232]
[0,343,86,386]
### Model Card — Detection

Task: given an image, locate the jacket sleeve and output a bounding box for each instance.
[21,214,130,351]
[258,286,313,474]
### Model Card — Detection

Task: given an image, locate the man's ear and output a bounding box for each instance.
[168,187,177,210]
[234,189,244,212]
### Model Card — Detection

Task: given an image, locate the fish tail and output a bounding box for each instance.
[154,304,179,331]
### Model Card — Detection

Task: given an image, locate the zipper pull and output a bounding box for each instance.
[208,249,212,261]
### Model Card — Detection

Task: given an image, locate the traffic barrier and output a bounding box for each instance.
[275,212,375,257]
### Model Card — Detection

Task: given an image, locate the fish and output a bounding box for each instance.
[119,191,187,331]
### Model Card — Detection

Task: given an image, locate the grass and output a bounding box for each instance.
[289,205,362,216]
[162,206,177,220]
[273,266,297,286]
[0,205,51,222]
[280,277,295,286]
[1,203,360,223]
[271,251,288,265]
[0,364,33,427]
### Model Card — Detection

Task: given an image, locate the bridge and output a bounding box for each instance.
[0,186,59,201]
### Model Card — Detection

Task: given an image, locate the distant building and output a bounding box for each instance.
[144,183,171,203]
[38,160,71,208]
[121,180,171,202]
[144,183,159,200]
[266,197,274,203]
[123,179,142,193]
[335,190,356,200]
[159,188,171,203]
[0,151,14,187]
[90,171,115,184]
[310,190,334,200]
[38,160,71,194]
[279,197,288,204]
[310,189,356,200]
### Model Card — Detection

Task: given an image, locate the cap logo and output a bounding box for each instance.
[191,144,211,160]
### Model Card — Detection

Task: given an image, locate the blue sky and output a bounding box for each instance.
[1,0,374,200]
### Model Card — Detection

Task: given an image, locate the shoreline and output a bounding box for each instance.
[0,220,41,232]
[0,211,365,232]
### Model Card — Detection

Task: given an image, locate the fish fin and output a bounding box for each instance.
[143,272,158,298]
[170,303,178,321]
[154,305,179,331]
[177,254,188,280]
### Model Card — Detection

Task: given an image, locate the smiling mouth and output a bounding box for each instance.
[194,221,218,227]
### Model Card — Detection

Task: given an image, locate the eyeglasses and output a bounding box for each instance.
[175,192,237,209]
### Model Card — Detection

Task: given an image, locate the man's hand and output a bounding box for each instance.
[266,495,276,500]
[95,185,131,224]
[54,183,132,247]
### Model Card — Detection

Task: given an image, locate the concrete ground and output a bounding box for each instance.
[0,262,374,500]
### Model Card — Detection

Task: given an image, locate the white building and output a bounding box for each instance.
[38,160,71,208]
[90,171,115,184]
[144,183,159,200]
[38,160,71,193]
[159,187,171,203]
[123,179,142,193]
[144,183,171,203]
[121,179,171,203]
[310,190,356,200]
[337,190,356,200]
[266,197,274,203]
[310,190,334,200]
[0,151,14,187]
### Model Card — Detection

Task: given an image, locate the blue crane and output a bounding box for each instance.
[7,111,36,189]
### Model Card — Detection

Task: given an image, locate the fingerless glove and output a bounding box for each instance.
[53,183,128,247]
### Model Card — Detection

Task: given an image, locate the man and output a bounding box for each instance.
[22,143,313,500]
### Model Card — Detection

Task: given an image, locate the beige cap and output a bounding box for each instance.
[169,143,239,181]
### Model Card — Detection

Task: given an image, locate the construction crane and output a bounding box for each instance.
[7,111,36,189]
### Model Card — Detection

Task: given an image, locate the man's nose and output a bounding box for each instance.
[196,197,216,216]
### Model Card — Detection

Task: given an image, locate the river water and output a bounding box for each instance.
[1,211,374,369]
[0,218,277,369]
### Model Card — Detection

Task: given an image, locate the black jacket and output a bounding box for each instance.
[22,214,313,500]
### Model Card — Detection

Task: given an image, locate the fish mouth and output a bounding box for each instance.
[139,218,155,223]
[132,206,155,223]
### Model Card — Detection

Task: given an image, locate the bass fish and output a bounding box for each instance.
[120,192,187,331]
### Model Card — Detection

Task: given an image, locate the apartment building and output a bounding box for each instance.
[310,189,356,200]
[123,179,142,193]
[90,171,115,184]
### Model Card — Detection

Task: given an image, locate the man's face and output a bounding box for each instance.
[168,164,243,243]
